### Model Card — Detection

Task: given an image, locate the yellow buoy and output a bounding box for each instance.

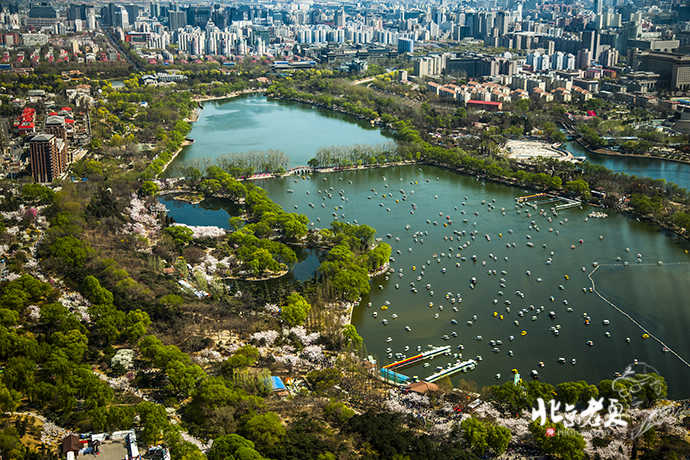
[498,233,502,238]
[396,199,399,203]
[381,305,388,310]
[521,330,527,336]
[642,333,650,339]
[493,312,498,317]
[412,265,416,271]
[499,315,504,320]
[564,274,569,280]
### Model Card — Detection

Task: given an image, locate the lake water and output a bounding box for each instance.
[565,141,690,189]
[159,98,690,397]
[164,95,393,176]
[261,166,690,398]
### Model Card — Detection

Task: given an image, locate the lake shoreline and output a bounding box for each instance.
[192,88,265,103]
[169,93,689,241]
[573,136,690,167]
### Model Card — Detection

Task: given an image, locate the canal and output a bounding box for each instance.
[160,97,690,397]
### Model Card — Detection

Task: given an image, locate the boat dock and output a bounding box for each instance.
[383,346,451,370]
[517,193,548,203]
[518,193,581,211]
[379,367,411,384]
[554,198,581,210]
[423,359,478,383]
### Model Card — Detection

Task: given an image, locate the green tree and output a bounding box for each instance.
[565,179,591,200]
[342,324,363,349]
[137,401,170,446]
[241,412,286,453]
[165,225,194,247]
[221,345,260,374]
[82,275,114,305]
[52,330,88,362]
[306,368,342,393]
[208,434,265,460]
[529,421,585,460]
[323,400,355,425]
[460,417,510,456]
[281,292,311,326]
[141,181,160,196]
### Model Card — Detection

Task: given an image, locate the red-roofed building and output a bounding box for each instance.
[18,122,35,133]
[466,100,502,111]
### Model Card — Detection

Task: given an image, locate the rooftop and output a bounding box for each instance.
[31,133,54,142]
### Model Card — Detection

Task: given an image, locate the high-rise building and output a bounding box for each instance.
[496,11,509,36]
[335,8,345,27]
[168,10,186,30]
[594,0,603,15]
[582,29,600,60]
[599,47,618,67]
[29,133,66,183]
[187,6,210,27]
[112,5,129,30]
[398,37,414,53]
[576,48,592,69]
[68,4,88,21]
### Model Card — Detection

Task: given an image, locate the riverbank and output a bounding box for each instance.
[157,139,193,177]
[193,88,265,103]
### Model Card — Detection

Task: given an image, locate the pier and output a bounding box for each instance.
[383,346,451,370]
[423,359,478,383]
[517,193,581,211]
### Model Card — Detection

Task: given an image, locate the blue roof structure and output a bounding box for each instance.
[270,376,286,391]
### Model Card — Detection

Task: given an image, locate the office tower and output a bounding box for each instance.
[583,29,600,59]
[576,48,592,69]
[169,10,186,30]
[150,2,159,19]
[496,11,508,36]
[335,8,345,27]
[112,5,129,29]
[599,47,618,67]
[398,37,414,53]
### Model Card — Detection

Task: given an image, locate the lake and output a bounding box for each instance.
[261,166,690,398]
[159,97,690,397]
[164,95,393,176]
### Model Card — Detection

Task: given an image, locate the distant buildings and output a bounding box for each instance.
[633,51,690,91]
